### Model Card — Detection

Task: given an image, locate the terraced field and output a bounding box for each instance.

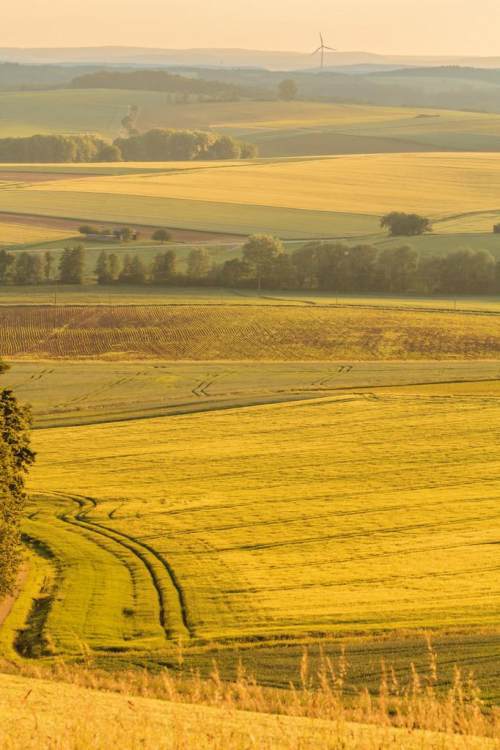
[5,382,496,696]
[1,304,499,361]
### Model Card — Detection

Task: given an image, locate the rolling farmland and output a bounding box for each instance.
[2,153,500,237]
[1,77,499,743]
[3,89,500,158]
[1,304,499,361]
[31,153,500,216]
[11,384,499,698]
[4,360,499,428]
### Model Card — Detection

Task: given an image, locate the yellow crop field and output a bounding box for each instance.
[1,304,499,360]
[1,672,495,750]
[26,152,500,218]
[25,389,500,649]
[0,220,74,245]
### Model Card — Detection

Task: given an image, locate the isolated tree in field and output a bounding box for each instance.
[59,245,85,284]
[0,360,35,597]
[187,248,212,279]
[278,79,298,101]
[152,229,171,244]
[78,225,99,236]
[242,234,284,290]
[381,212,431,237]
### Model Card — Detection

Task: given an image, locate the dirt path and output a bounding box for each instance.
[0,564,28,628]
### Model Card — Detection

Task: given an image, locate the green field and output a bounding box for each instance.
[3,89,500,158]
[2,284,500,310]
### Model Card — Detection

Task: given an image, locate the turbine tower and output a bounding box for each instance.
[312,33,336,69]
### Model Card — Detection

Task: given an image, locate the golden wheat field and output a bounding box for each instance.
[23,152,500,216]
[25,389,500,647]
[1,305,499,360]
[0,220,74,245]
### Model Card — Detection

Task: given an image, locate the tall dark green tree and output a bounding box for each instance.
[0,361,35,597]
[59,245,85,285]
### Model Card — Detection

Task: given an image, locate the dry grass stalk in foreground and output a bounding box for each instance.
[1,641,498,748]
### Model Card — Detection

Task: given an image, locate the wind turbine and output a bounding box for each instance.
[312,33,336,69]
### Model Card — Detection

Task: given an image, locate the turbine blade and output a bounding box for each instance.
[311,47,321,54]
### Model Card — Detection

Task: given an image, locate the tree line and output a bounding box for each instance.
[0,129,257,163]
[2,238,499,294]
[0,360,35,597]
[0,246,82,285]
[71,69,255,101]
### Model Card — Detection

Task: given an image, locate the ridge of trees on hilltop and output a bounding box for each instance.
[0,129,257,163]
[1,237,499,295]
[70,68,260,100]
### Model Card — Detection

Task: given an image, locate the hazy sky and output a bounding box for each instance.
[4,0,500,55]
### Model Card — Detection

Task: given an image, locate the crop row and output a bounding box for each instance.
[1,305,499,360]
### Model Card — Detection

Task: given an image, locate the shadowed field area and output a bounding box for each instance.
[2,360,499,427]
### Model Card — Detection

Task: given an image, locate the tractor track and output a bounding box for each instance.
[50,492,193,640]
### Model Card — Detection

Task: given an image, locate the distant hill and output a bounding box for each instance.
[3,46,500,70]
[0,62,101,90]
[373,65,500,83]
[71,68,264,99]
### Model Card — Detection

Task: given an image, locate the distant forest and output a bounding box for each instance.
[71,69,260,100]
[4,61,500,113]
[1,240,498,295]
[0,129,257,162]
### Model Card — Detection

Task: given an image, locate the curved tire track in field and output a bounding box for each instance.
[54,492,193,640]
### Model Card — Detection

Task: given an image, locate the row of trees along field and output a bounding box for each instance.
[0,129,257,163]
[1,238,499,294]
[0,360,35,597]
